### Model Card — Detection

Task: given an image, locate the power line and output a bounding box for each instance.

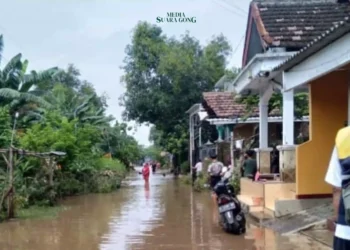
[212,0,246,19]
[222,0,248,15]
[232,34,245,58]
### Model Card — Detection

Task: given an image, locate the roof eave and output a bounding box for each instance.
[206,115,309,125]
[214,75,227,89]
[186,103,202,115]
[229,52,296,93]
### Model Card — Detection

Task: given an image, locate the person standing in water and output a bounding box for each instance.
[192,159,203,185]
[142,163,150,182]
[151,161,157,173]
[207,152,224,189]
[144,179,150,200]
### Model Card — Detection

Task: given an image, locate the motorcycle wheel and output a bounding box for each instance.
[219,213,246,235]
[223,217,246,235]
[226,223,246,235]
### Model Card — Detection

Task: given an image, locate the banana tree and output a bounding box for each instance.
[45,84,112,126]
[0,53,59,116]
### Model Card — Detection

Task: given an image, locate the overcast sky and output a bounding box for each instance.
[0,0,249,146]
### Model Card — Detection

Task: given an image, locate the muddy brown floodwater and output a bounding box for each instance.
[0,168,330,250]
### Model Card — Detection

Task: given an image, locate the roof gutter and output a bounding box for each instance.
[206,115,309,125]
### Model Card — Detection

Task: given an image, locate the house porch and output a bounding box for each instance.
[295,69,350,197]
[237,178,330,218]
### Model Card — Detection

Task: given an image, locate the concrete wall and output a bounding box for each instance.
[234,124,255,140]
[296,71,348,197]
[234,123,282,145]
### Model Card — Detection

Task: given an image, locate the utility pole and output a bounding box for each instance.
[189,113,194,175]
[230,131,234,168]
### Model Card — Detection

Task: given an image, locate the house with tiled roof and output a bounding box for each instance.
[202,92,281,149]
[268,11,350,200]
[186,90,309,171]
[222,0,350,219]
[202,92,299,144]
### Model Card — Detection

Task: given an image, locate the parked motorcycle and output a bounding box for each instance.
[213,179,246,234]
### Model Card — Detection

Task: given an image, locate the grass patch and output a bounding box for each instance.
[180,173,209,192]
[16,205,66,220]
[180,174,192,185]
[193,175,208,192]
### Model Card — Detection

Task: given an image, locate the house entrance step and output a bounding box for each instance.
[301,230,333,248]
[237,194,264,208]
[261,204,332,235]
[249,208,275,223]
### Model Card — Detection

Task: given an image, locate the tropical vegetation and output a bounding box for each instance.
[0,35,144,220]
[121,22,232,167]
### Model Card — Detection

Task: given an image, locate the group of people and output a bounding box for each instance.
[192,152,232,189]
[191,149,258,188]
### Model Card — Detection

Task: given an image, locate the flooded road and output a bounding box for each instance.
[0,169,330,250]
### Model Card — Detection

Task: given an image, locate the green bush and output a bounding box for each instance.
[180,174,192,185]
[96,158,126,175]
[180,172,209,192]
[193,173,208,192]
[14,195,29,210]
[55,158,127,196]
[56,171,84,197]
[93,158,126,193]
[180,161,190,174]
[229,169,241,195]
[93,173,122,193]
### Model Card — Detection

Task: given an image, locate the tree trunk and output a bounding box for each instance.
[49,157,54,187]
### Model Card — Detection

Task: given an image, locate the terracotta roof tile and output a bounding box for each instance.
[202,92,280,118]
[254,0,350,48]
[273,15,350,71]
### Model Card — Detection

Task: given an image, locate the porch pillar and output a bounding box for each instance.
[282,89,295,145]
[277,145,296,182]
[216,125,224,142]
[258,87,272,148]
[259,101,269,148]
[278,72,296,182]
[255,86,273,173]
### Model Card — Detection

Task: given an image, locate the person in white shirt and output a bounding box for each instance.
[192,159,202,185]
[220,160,233,181]
[325,147,350,249]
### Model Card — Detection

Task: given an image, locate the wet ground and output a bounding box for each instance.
[0,168,331,250]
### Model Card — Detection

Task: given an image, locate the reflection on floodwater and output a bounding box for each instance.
[0,168,330,250]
